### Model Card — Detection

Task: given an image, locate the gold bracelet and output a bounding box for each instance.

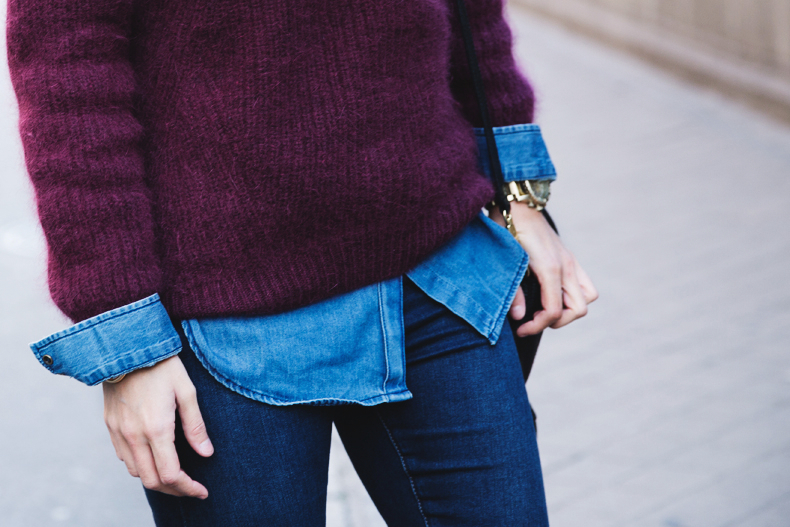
[504,180,550,212]
[104,373,127,384]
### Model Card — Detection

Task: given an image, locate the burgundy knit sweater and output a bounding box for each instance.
[7,0,535,323]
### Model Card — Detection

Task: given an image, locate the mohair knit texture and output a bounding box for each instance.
[7,0,535,323]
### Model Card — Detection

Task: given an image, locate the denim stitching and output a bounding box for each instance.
[377,282,391,393]
[489,249,530,344]
[473,124,541,136]
[398,276,406,376]
[375,411,430,527]
[412,264,495,327]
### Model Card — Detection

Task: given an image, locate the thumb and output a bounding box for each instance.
[175,383,214,457]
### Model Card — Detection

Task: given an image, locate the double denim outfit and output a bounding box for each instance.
[30,125,556,406]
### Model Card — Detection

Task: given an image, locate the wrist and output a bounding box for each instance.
[510,201,545,220]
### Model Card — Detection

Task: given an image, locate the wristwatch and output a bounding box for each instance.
[504,179,551,211]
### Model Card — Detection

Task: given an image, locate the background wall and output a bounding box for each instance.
[588,0,790,71]
[515,0,790,122]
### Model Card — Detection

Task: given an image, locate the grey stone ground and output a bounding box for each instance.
[1,4,789,527]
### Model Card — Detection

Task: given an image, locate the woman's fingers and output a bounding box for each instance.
[107,428,139,477]
[513,252,596,336]
[550,256,589,329]
[111,418,208,498]
[126,436,162,493]
[150,436,209,498]
[515,262,563,337]
[509,285,526,321]
[576,261,599,304]
[133,438,205,498]
[175,375,214,458]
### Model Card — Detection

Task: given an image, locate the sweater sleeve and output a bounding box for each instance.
[446,0,536,127]
[7,0,163,323]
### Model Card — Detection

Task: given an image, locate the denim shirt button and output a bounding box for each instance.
[42,354,53,365]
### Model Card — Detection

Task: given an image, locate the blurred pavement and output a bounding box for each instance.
[1,4,789,527]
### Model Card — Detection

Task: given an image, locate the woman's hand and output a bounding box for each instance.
[491,202,598,336]
[103,355,213,499]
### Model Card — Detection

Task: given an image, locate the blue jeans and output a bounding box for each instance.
[146,277,549,526]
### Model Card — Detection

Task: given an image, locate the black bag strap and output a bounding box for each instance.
[454,0,557,234]
[454,0,510,215]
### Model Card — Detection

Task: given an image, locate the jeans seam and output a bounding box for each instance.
[177,498,188,527]
[375,411,430,527]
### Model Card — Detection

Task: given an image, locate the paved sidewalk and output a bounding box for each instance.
[1,5,789,527]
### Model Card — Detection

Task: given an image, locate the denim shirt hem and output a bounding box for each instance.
[181,321,413,406]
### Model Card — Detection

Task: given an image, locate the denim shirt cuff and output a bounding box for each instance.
[475,124,557,183]
[29,293,182,386]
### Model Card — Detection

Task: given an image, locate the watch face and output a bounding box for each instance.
[527,180,551,203]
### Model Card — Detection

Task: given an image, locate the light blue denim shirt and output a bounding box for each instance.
[29,124,556,405]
